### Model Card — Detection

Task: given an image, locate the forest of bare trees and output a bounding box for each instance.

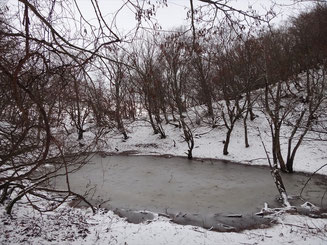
[0,0,326,214]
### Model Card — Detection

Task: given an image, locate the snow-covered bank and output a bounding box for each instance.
[104,112,327,176]
[1,203,327,245]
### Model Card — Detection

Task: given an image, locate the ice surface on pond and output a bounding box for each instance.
[53,154,327,217]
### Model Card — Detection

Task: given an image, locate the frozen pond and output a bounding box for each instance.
[53,154,327,230]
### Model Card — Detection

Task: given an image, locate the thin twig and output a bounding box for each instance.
[300,163,327,197]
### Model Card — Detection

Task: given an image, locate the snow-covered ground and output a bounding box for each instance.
[106,110,327,175]
[1,110,327,244]
[1,200,327,244]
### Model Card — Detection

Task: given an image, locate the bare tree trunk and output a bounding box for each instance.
[221,99,244,155]
[258,129,290,207]
[246,92,255,121]
[206,99,214,119]
[223,128,232,155]
[170,103,177,122]
[272,126,287,172]
[0,182,10,204]
[6,191,25,215]
[154,112,166,139]
[243,111,250,148]
[78,128,84,140]
[147,108,159,134]
[181,119,194,159]
[162,106,169,124]
[243,97,250,148]
[175,83,194,159]
[276,142,286,172]
[115,88,128,140]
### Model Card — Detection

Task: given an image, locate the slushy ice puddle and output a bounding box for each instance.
[52,154,327,231]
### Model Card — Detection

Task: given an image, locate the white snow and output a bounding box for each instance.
[1,203,327,245]
[106,110,327,175]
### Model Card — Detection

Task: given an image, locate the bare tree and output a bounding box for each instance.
[188,39,215,122]
[231,35,263,147]
[160,33,195,158]
[261,19,326,173]
[100,48,131,140]
[0,0,165,213]
[214,47,247,155]
[130,37,167,139]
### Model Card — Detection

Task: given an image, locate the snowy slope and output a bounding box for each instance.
[106,109,327,175]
